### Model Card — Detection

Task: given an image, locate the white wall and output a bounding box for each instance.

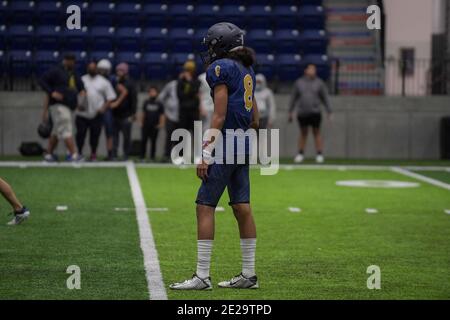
[384,0,434,95]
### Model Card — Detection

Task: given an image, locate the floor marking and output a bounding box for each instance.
[56,205,68,211]
[336,180,420,188]
[288,207,302,213]
[114,207,168,212]
[0,161,449,172]
[148,208,169,212]
[404,166,450,172]
[126,161,167,300]
[215,206,225,212]
[391,167,450,191]
[365,208,378,214]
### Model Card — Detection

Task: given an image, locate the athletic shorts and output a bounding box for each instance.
[196,162,250,208]
[49,104,73,139]
[297,113,322,129]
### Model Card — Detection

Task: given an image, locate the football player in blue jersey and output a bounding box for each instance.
[170,22,260,290]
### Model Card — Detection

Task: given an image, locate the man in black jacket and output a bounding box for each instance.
[177,60,201,134]
[39,53,85,162]
[110,63,137,160]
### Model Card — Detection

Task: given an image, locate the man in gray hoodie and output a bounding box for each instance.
[288,64,332,163]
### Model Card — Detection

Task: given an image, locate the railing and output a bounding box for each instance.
[330,58,450,96]
[1,57,449,96]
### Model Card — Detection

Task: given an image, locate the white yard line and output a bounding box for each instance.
[391,167,450,191]
[0,161,127,168]
[1,161,449,172]
[126,161,167,300]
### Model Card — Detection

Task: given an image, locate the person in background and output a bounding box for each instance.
[97,59,115,160]
[254,73,276,160]
[140,86,165,161]
[254,74,276,129]
[177,60,201,134]
[198,68,214,131]
[0,177,30,226]
[39,53,85,162]
[110,62,137,160]
[76,61,117,161]
[157,77,179,161]
[288,64,332,164]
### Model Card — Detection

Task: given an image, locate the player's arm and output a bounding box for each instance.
[197,84,228,181]
[250,97,259,129]
[110,83,128,109]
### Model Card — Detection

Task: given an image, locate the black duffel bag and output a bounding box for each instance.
[19,142,44,156]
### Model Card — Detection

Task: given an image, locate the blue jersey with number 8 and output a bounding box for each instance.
[206,58,255,157]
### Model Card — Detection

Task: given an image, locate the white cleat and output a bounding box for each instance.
[316,154,324,164]
[7,208,30,226]
[294,153,304,163]
[169,274,212,290]
[218,273,259,289]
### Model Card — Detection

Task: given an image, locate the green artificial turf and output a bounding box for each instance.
[0,167,148,299]
[0,165,449,300]
[412,170,450,184]
[138,167,450,300]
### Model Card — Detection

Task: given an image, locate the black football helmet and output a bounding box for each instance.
[201,22,244,65]
[37,119,53,139]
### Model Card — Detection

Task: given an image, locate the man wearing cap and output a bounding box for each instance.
[39,53,85,162]
[177,60,201,134]
[110,62,137,160]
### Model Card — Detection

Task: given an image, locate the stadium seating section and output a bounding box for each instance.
[0,0,329,83]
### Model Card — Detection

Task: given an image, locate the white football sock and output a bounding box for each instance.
[240,238,256,278]
[196,239,213,279]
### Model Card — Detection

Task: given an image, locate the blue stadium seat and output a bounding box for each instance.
[115,52,142,79]
[222,5,247,26]
[302,54,330,79]
[35,50,61,76]
[9,1,35,25]
[63,27,89,51]
[299,6,325,29]
[193,5,221,28]
[254,54,276,80]
[300,30,328,54]
[9,25,35,50]
[169,28,195,53]
[143,52,170,80]
[90,50,115,62]
[246,29,274,54]
[170,4,196,28]
[0,1,9,24]
[116,2,143,27]
[116,27,142,52]
[88,1,115,26]
[71,50,89,74]
[36,1,63,25]
[142,3,169,28]
[273,5,299,28]
[0,50,5,77]
[0,25,6,50]
[245,5,273,29]
[302,0,323,4]
[277,54,303,81]
[193,28,208,51]
[171,52,197,74]
[90,27,115,51]
[36,26,63,50]
[9,50,34,77]
[274,29,301,54]
[143,28,169,52]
